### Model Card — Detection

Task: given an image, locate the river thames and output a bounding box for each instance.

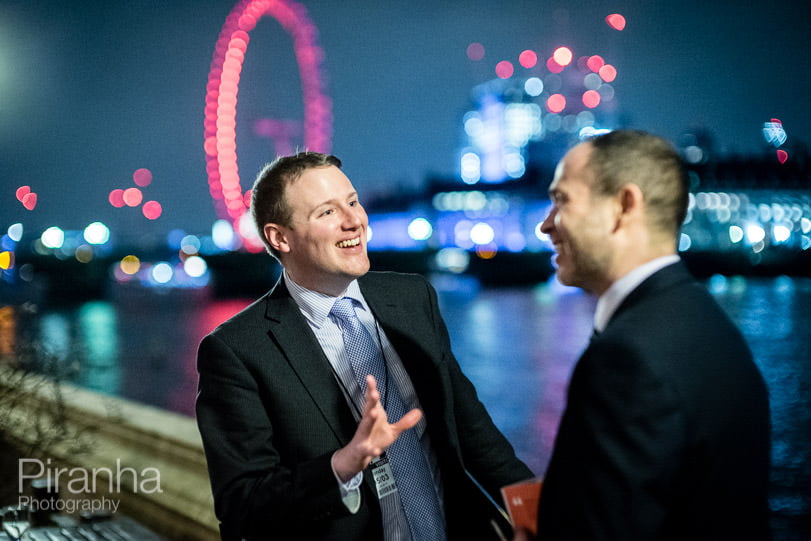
[11,274,811,540]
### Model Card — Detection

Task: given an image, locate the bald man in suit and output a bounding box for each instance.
[524,130,771,540]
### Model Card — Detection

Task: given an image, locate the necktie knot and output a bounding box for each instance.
[330,296,358,322]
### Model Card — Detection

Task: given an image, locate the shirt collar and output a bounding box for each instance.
[593,255,680,332]
[283,269,367,328]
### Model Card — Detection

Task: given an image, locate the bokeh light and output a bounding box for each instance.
[762,119,787,147]
[123,187,143,207]
[16,186,37,210]
[518,49,538,69]
[407,218,433,241]
[552,46,573,66]
[75,245,94,263]
[582,90,601,108]
[679,233,692,251]
[8,224,23,243]
[22,192,37,211]
[746,224,766,244]
[773,224,791,243]
[151,262,174,284]
[109,189,126,208]
[184,256,208,278]
[180,235,201,255]
[40,227,65,249]
[598,64,617,82]
[605,13,626,31]
[83,222,110,245]
[435,247,469,274]
[470,222,495,245]
[524,77,544,96]
[212,219,237,251]
[586,55,605,72]
[0,252,12,270]
[142,200,163,220]
[461,152,481,184]
[546,57,564,74]
[546,94,566,113]
[467,42,485,61]
[15,186,30,202]
[119,255,141,275]
[133,168,153,187]
[495,60,514,79]
[729,225,744,243]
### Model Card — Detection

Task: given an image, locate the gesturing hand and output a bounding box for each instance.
[332,375,422,482]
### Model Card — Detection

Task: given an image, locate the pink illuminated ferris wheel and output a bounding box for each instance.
[204,0,332,251]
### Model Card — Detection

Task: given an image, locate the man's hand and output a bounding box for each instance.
[332,375,422,482]
[512,527,531,541]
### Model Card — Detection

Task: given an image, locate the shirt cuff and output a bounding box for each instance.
[331,452,363,513]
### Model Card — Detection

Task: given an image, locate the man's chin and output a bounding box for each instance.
[345,258,370,279]
[554,267,575,287]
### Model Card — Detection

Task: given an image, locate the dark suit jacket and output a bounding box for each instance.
[196,271,532,540]
[536,261,771,540]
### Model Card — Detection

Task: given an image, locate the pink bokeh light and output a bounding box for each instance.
[495,60,515,79]
[15,186,30,202]
[518,50,538,69]
[123,187,143,207]
[467,42,485,61]
[22,192,37,211]
[546,94,566,113]
[587,55,605,72]
[133,168,153,187]
[599,64,617,82]
[109,189,126,208]
[606,13,626,31]
[142,200,163,220]
[582,90,601,108]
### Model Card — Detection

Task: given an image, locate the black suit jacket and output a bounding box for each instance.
[196,271,532,540]
[537,262,771,540]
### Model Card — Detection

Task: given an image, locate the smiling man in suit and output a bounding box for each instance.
[196,152,532,541]
[528,130,771,540]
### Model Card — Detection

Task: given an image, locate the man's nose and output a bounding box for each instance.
[341,206,364,228]
[540,208,556,234]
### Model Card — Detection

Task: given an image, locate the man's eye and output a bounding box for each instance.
[349,200,359,207]
[321,209,334,216]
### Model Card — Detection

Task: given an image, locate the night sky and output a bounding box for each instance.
[2,0,809,242]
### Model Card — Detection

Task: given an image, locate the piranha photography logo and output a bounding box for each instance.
[17,458,162,515]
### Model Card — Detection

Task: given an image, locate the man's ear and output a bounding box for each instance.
[264,224,290,254]
[613,183,644,232]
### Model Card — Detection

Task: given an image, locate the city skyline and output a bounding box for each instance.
[2,0,809,241]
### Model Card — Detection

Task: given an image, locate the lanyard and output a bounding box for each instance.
[330,319,392,418]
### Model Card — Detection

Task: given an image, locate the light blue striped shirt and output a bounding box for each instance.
[283,270,445,541]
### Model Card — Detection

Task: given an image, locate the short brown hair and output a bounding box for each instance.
[251,152,342,257]
[588,130,688,238]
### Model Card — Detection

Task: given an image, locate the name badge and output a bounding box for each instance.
[370,454,398,499]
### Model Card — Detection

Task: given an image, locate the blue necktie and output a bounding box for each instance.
[330,297,445,541]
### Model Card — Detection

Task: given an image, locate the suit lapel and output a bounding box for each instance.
[358,278,448,437]
[608,261,693,327]
[263,280,357,446]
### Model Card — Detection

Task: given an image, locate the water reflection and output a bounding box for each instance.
[7,275,810,539]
